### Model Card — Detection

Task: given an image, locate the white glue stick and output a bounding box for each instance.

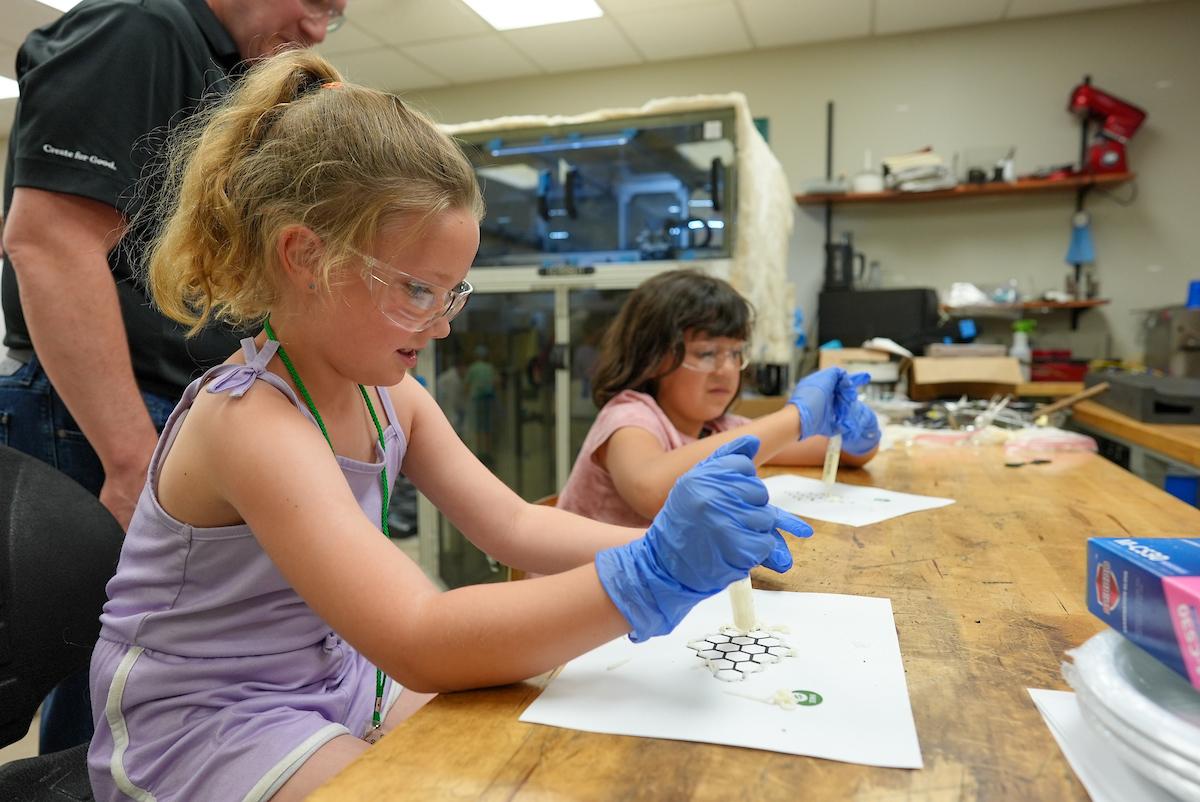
[822,432,843,493]
[729,576,757,633]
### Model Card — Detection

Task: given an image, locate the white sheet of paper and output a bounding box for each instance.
[520,591,923,769]
[764,474,954,527]
[1028,689,1179,802]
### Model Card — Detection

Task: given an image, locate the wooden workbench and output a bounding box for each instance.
[1072,399,1200,470]
[311,446,1198,801]
[731,385,1086,421]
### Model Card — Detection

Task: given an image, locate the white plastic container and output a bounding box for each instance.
[1010,320,1034,382]
[1063,628,1200,799]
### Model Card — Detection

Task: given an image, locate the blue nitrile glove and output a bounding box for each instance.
[840,401,881,455]
[788,368,870,439]
[595,436,813,642]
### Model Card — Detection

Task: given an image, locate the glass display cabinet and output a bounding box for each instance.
[469,109,736,268]
[417,106,742,588]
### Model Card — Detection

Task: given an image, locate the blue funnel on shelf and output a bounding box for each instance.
[1066,211,1095,265]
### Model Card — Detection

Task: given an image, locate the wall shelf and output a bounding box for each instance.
[795,172,1134,206]
[941,298,1110,329]
[940,299,1110,315]
[806,95,1131,338]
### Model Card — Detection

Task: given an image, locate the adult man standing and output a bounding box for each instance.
[0,0,347,754]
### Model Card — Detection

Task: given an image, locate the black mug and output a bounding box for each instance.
[754,363,787,396]
[824,234,866,291]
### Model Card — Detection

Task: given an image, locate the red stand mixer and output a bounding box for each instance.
[1067,76,1147,174]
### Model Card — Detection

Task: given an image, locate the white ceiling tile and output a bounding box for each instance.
[316,19,385,56]
[737,0,871,48]
[324,46,450,92]
[874,0,1009,35]
[402,34,541,83]
[597,0,701,11]
[614,1,752,62]
[502,17,642,72]
[347,0,491,46]
[1006,0,1140,19]
[0,0,59,49]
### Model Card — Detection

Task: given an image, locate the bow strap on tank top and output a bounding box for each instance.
[206,338,281,398]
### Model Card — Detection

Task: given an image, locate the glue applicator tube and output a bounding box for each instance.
[729,576,757,632]
[822,433,843,491]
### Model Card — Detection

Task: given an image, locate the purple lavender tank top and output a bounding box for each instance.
[99,338,407,657]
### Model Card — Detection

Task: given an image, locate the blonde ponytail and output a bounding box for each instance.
[145,49,482,336]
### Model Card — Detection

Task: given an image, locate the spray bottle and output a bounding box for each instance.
[1011,319,1035,382]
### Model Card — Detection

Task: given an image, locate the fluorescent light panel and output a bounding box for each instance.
[0,76,18,100]
[461,0,602,31]
[37,0,83,11]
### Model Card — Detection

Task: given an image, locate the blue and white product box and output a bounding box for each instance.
[1086,537,1200,689]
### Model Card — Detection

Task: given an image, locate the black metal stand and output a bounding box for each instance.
[1071,74,1094,328]
[823,100,835,287]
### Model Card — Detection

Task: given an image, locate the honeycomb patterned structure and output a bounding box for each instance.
[687,627,794,682]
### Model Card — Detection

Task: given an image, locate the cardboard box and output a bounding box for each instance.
[818,348,901,383]
[731,395,787,418]
[818,348,890,369]
[1087,537,1200,690]
[925,343,1007,358]
[907,356,1021,400]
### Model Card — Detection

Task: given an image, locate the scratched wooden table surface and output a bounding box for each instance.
[311,445,1198,801]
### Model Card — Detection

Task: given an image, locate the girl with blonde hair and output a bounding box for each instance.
[87,51,809,801]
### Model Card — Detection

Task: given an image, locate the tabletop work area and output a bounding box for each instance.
[313,443,1198,801]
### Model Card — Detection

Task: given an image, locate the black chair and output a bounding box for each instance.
[0,444,123,801]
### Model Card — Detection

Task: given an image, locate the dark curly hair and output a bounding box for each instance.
[591,270,753,408]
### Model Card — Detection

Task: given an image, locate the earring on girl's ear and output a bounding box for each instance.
[308,283,316,290]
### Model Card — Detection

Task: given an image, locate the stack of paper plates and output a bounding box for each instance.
[1063,629,1200,801]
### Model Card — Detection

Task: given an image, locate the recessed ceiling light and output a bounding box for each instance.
[37,0,83,11]
[461,0,602,31]
[1,76,18,100]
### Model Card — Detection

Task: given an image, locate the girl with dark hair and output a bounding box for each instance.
[558,270,880,528]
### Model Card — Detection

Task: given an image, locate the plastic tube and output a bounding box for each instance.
[822,433,843,492]
[729,577,757,632]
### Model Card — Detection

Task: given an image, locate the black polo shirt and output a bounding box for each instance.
[2,0,245,400]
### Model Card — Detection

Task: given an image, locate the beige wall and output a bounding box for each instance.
[3,2,1196,359]
[401,0,1199,361]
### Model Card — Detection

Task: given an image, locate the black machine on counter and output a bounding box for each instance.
[817,288,968,356]
[1086,370,1200,425]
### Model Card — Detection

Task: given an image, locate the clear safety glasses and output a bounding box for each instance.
[680,343,748,373]
[301,0,345,32]
[351,248,473,332]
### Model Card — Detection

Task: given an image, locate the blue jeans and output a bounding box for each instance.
[0,354,176,754]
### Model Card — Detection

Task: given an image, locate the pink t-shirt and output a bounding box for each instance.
[557,390,749,528]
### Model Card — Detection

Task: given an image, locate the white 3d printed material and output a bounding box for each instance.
[687,627,794,682]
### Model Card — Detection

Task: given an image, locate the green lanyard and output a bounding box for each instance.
[263,318,391,741]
